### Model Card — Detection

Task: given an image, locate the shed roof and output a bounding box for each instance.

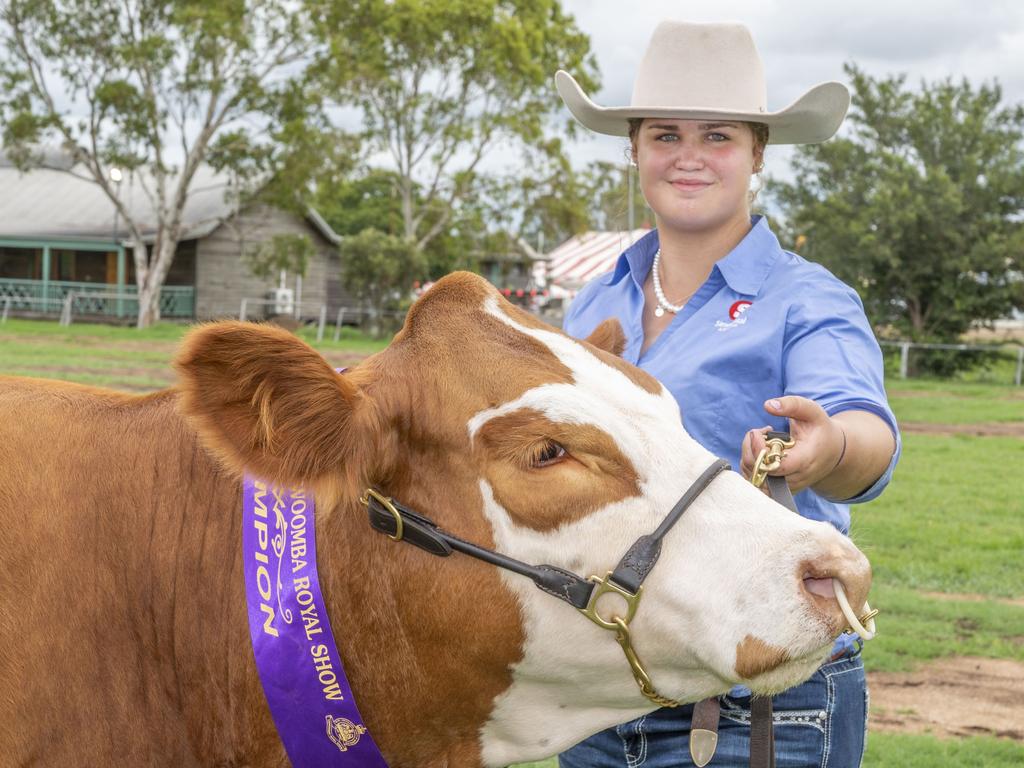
[0,158,339,245]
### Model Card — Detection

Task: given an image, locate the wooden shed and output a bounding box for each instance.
[0,156,348,322]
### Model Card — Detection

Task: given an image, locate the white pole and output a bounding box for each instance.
[899,342,910,379]
[317,304,327,342]
[334,307,345,342]
[1,296,10,323]
[60,292,75,326]
[239,298,248,321]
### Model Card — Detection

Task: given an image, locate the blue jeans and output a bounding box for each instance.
[559,653,867,768]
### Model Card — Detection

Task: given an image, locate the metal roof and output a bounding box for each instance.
[545,229,651,289]
[0,161,339,245]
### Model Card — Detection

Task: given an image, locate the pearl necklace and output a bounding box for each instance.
[651,248,690,317]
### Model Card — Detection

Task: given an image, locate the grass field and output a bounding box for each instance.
[2,317,1022,767]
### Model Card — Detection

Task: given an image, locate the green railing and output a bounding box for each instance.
[0,278,194,318]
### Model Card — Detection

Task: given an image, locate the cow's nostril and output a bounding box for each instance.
[802,576,835,599]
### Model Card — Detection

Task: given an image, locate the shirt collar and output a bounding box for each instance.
[600,229,660,287]
[600,216,782,297]
[715,215,783,296]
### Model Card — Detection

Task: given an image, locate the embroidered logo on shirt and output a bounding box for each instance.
[716,301,752,331]
[728,300,752,320]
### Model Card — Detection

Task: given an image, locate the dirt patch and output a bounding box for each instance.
[868,657,1024,740]
[901,421,1024,437]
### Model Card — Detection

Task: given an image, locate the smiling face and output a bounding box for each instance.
[631,118,764,235]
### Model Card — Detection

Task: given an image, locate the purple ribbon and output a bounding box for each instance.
[242,477,388,767]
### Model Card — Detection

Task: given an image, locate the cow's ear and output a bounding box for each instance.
[584,318,627,357]
[174,322,373,486]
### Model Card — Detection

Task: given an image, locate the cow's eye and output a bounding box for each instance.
[532,441,567,468]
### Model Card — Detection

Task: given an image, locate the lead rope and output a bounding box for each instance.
[692,432,881,768]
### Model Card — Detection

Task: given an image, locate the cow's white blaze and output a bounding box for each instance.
[473,298,855,766]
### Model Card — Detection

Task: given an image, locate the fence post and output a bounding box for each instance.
[1015,346,1024,387]
[239,298,248,322]
[1,296,10,323]
[60,292,75,326]
[899,342,910,379]
[333,307,345,342]
[317,304,327,342]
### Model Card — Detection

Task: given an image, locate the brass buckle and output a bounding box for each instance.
[750,434,795,488]
[580,571,642,631]
[359,488,404,542]
[579,572,678,707]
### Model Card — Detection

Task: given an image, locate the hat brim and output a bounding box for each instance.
[555,70,849,145]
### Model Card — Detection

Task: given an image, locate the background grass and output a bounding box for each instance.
[3,317,1022,766]
[0,317,389,389]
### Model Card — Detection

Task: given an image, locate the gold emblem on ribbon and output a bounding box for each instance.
[326,715,367,752]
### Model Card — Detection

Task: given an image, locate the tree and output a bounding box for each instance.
[340,227,425,335]
[0,0,320,326]
[314,0,598,256]
[584,160,653,233]
[242,233,315,282]
[770,64,1024,345]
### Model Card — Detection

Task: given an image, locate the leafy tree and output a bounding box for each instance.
[475,137,594,254]
[312,167,477,281]
[770,65,1024,347]
[0,0,320,326]
[313,0,598,255]
[242,233,314,281]
[340,227,425,334]
[584,159,653,233]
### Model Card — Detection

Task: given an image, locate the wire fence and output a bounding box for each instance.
[238,298,409,342]
[879,340,1024,385]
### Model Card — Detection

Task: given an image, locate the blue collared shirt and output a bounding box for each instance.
[563,216,901,534]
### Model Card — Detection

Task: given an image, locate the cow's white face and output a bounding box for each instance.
[470,296,870,766]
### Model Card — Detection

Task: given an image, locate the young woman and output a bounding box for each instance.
[554,21,900,768]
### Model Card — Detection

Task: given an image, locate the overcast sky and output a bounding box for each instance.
[555,0,1024,176]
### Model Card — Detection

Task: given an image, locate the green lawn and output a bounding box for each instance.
[0,317,390,389]
[888,388,1024,424]
[853,434,1024,599]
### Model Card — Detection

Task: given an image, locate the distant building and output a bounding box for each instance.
[0,157,347,322]
[540,229,651,304]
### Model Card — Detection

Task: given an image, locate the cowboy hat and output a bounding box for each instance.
[555,21,849,144]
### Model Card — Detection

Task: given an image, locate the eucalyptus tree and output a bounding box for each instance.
[314,0,599,256]
[0,0,323,326]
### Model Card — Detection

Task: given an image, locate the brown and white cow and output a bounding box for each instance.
[0,272,870,767]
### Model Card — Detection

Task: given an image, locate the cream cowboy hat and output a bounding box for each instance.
[556,21,849,144]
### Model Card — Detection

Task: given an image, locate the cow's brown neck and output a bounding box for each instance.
[159,389,519,767]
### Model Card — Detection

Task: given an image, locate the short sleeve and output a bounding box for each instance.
[782,270,901,503]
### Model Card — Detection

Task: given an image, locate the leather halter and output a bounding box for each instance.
[362,458,730,613]
[360,449,787,768]
[361,457,730,703]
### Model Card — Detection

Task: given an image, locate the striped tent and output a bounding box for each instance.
[544,229,650,293]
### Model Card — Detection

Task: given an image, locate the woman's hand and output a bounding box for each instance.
[740,396,896,500]
[740,396,844,494]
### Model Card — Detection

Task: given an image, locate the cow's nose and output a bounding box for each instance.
[799,539,872,634]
